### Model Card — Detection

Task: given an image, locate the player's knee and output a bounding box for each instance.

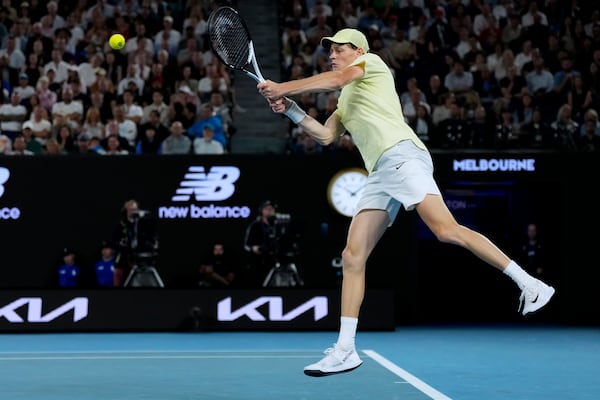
[341,247,365,274]
[431,224,462,245]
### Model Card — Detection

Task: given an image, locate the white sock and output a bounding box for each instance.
[336,316,358,349]
[503,260,536,290]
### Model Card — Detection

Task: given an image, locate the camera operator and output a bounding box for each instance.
[242,200,280,287]
[242,200,301,287]
[113,199,159,287]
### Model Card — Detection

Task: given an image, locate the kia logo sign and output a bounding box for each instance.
[217,296,328,322]
[0,297,89,323]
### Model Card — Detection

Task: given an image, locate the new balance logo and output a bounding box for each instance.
[171,166,240,202]
[0,167,9,198]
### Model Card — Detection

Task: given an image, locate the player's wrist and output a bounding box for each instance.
[284,100,307,124]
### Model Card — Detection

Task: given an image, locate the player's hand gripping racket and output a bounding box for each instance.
[208,6,265,83]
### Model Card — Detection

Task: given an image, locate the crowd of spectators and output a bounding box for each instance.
[1,1,599,157]
[278,0,600,153]
[0,0,238,156]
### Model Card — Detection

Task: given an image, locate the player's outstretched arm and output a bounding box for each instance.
[257,66,364,98]
[266,97,342,145]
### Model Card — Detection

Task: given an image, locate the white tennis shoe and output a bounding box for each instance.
[303,344,363,377]
[519,279,555,316]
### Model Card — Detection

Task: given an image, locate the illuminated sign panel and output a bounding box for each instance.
[158,166,251,220]
[0,167,21,220]
[453,158,536,172]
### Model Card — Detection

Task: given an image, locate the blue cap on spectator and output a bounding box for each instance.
[19,73,28,80]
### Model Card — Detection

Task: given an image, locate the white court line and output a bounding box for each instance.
[362,349,452,400]
[0,354,316,361]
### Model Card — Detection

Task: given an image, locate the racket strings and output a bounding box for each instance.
[209,12,251,69]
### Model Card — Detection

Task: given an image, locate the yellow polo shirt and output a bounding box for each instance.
[334,53,427,173]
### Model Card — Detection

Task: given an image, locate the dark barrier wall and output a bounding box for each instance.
[0,289,395,332]
[0,152,598,325]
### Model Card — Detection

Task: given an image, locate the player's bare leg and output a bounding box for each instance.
[304,209,388,377]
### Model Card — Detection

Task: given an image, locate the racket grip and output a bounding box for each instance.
[284,100,307,124]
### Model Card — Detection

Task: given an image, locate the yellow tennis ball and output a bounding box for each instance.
[109,34,126,50]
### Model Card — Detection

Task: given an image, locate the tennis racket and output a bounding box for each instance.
[208,6,265,83]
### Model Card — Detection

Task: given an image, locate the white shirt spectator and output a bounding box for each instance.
[43,58,70,84]
[193,136,224,154]
[154,16,181,56]
[0,95,27,133]
[0,47,26,71]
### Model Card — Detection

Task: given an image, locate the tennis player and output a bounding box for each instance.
[257,28,555,377]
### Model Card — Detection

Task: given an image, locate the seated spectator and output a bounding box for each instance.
[444,59,474,94]
[175,65,199,94]
[193,124,225,155]
[139,109,170,144]
[102,118,134,153]
[0,92,28,141]
[121,89,143,126]
[98,134,130,155]
[399,77,425,106]
[502,14,522,51]
[468,105,493,148]
[409,104,434,146]
[521,107,552,148]
[55,123,76,154]
[161,120,191,155]
[493,49,515,81]
[52,86,84,133]
[437,103,468,148]
[136,126,164,155]
[74,132,99,155]
[513,92,536,131]
[209,91,234,138]
[81,106,105,140]
[9,134,35,156]
[423,74,448,109]
[197,63,230,104]
[142,90,170,126]
[27,105,52,146]
[432,92,456,127]
[20,122,44,155]
[36,76,57,114]
[473,64,500,108]
[0,134,11,154]
[577,118,600,151]
[45,138,66,155]
[168,87,198,130]
[550,104,578,151]
[568,75,593,124]
[402,88,431,125]
[117,64,145,97]
[187,103,227,147]
[494,107,519,149]
[525,57,554,97]
[43,49,69,85]
[153,15,181,57]
[13,73,35,103]
[578,109,600,137]
[498,65,526,99]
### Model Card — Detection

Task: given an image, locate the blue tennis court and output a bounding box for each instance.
[1,325,598,400]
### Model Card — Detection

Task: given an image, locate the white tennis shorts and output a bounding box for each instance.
[356,140,441,225]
